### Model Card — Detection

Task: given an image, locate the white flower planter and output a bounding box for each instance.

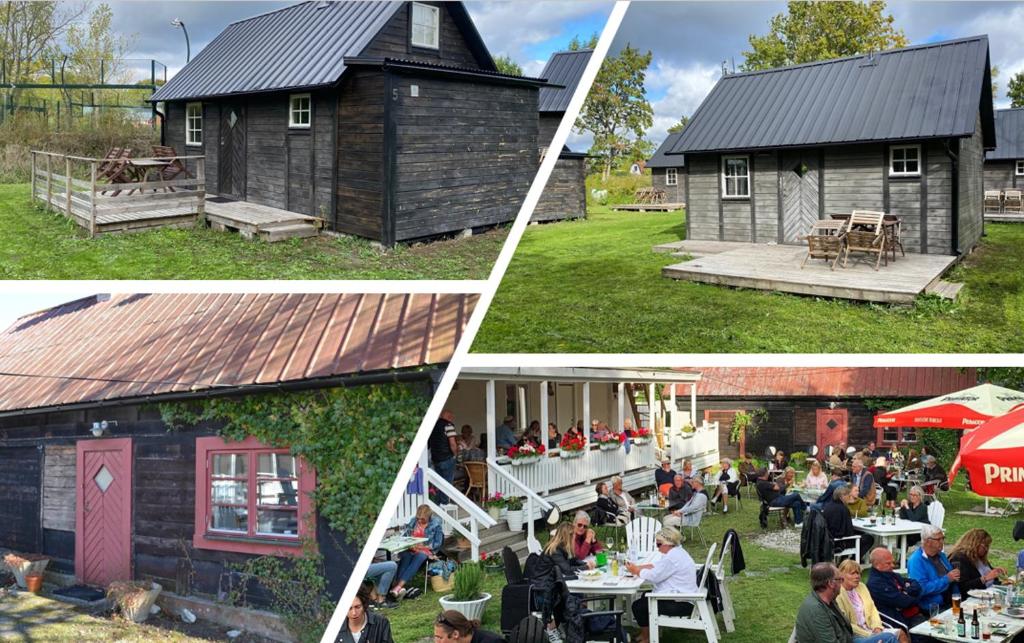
[633,437,651,446]
[487,506,501,521]
[506,509,524,532]
[559,449,584,459]
[510,455,541,466]
[599,442,621,451]
[121,582,162,624]
[439,592,492,622]
[4,557,49,589]
[681,432,695,440]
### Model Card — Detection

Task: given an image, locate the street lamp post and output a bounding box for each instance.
[171,18,190,63]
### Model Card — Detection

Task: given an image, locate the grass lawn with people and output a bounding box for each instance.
[473,205,1024,353]
[379,479,1021,642]
[0,184,505,280]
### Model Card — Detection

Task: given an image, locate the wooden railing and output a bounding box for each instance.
[30,150,206,237]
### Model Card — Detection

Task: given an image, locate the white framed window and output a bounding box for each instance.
[889,144,920,176]
[721,156,750,198]
[1016,160,1024,176]
[289,93,311,128]
[666,167,678,186]
[411,2,440,50]
[185,102,202,146]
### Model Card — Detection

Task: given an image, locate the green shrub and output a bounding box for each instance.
[789,451,809,468]
[585,172,652,206]
[451,562,484,601]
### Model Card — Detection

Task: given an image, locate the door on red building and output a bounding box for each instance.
[76,438,133,586]
[816,409,848,459]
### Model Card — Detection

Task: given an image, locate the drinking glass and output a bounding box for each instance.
[929,604,942,628]
[952,589,962,618]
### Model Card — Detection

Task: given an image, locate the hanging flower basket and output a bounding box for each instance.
[633,436,652,446]
[510,454,542,466]
[560,449,584,459]
[599,441,622,451]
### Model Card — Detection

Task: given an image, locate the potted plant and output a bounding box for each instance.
[632,426,652,446]
[680,423,697,439]
[439,562,491,621]
[483,493,505,521]
[596,432,625,451]
[480,551,503,573]
[505,495,525,531]
[559,433,586,458]
[24,573,43,594]
[107,581,162,623]
[507,442,545,466]
[2,553,50,590]
[790,451,810,469]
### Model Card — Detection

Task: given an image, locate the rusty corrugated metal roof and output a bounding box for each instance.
[0,293,476,413]
[671,367,977,398]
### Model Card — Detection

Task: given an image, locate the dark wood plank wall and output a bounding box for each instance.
[651,167,687,204]
[359,2,483,69]
[538,114,562,150]
[958,110,985,253]
[984,160,1017,191]
[244,95,287,210]
[164,102,215,193]
[532,157,586,221]
[392,76,538,241]
[335,70,386,239]
[312,92,335,221]
[0,446,41,554]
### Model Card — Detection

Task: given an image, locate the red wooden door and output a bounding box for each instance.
[816,409,848,458]
[76,438,132,586]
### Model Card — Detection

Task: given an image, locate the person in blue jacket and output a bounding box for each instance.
[906,524,961,612]
[389,504,445,600]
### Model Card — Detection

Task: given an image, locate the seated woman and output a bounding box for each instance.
[804,460,829,490]
[529,522,595,642]
[680,459,696,481]
[609,475,636,518]
[571,510,604,559]
[336,582,394,643]
[389,504,444,600]
[433,609,505,643]
[517,421,542,448]
[922,456,949,492]
[626,527,698,643]
[737,452,757,487]
[949,528,1006,595]
[823,485,874,557]
[872,463,898,510]
[709,458,740,513]
[547,422,561,450]
[845,484,870,519]
[593,481,626,526]
[897,485,928,546]
[771,450,789,471]
[834,559,907,643]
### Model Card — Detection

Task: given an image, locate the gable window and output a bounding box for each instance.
[889,144,920,177]
[185,102,202,146]
[1016,160,1024,176]
[666,167,678,186]
[411,2,440,50]
[194,436,316,555]
[289,93,311,128]
[721,156,749,198]
[876,426,918,449]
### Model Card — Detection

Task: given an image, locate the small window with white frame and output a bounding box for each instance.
[666,167,678,186]
[889,144,920,177]
[185,102,202,146]
[410,2,439,50]
[289,94,311,129]
[1016,159,1024,176]
[721,156,749,198]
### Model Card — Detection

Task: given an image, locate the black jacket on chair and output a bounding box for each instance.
[799,506,834,567]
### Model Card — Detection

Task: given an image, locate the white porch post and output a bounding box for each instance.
[486,379,497,493]
[669,384,677,435]
[540,381,549,437]
[648,383,656,429]
[419,448,429,505]
[583,381,592,483]
[617,382,625,430]
[690,383,698,427]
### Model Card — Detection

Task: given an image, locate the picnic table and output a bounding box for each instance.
[376,535,427,560]
[852,517,924,573]
[909,590,1024,642]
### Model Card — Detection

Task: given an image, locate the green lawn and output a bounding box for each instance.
[473,206,1024,353]
[381,480,1021,642]
[0,184,505,279]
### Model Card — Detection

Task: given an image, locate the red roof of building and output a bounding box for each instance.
[671,367,977,398]
[0,293,476,413]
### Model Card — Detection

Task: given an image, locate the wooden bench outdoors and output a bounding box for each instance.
[97,147,134,196]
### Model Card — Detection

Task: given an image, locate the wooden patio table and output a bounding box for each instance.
[125,158,171,194]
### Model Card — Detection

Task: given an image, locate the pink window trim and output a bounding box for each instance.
[194,435,317,556]
[875,426,918,449]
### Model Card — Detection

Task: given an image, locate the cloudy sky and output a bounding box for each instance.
[609,1,1024,151]
[0,293,88,331]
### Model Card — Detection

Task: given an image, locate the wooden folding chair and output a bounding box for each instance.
[99,148,134,196]
[841,210,887,270]
[152,145,194,191]
[1004,190,1023,215]
[984,190,1003,214]
[801,218,847,270]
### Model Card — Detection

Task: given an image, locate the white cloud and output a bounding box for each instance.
[466,1,610,63]
[646,59,720,141]
[957,5,1024,107]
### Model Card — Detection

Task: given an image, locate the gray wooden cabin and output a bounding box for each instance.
[533,49,591,222]
[666,36,995,256]
[647,131,686,204]
[150,1,547,245]
[984,108,1024,191]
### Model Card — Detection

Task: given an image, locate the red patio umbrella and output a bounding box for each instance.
[948,407,1024,497]
[873,383,1024,430]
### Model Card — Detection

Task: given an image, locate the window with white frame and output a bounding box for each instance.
[889,145,920,176]
[185,103,202,146]
[721,156,750,198]
[1016,160,1024,176]
[877,426,918,448]
[289,94,311,128]
[411,2,440,50]
[666,167,678,186]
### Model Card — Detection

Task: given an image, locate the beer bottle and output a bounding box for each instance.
[971,608,980,639]
[957,607,966,637]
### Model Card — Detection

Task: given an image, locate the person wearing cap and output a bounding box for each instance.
[655,458,676,496]
[495,415,517,452]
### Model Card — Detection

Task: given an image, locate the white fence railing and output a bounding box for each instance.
[487,457,552,551]
[670,421,721,470]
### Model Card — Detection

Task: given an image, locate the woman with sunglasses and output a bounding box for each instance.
[625,526,698,643]
[336,582,394,643]
[433,610,505,642]
[529,522,596,643]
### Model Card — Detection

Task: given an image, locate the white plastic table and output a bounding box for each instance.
[909,597,1024,642]
[377,535,427,560]
[852,517,924,572]
[565,552,662,624]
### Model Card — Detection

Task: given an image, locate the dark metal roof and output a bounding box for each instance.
[987,108,1024,160]
[670,36,994,155]
[0,293,477,413]
[345,56,551,87]
[647,131,685,168]
[538,49,592,113]
[150,1,496,102]
[669,368,976,398]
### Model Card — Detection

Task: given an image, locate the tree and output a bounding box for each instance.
[667,115,690,134]
[63,3,135,114]
[991,64,999,102]
[741,1,907,71]
[1009,72,1024,108]
[567,33,599,51]
[493,54,522,77]
[576,44,653,180]
[0,1,89,106]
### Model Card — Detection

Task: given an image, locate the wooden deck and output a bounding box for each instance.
[612,202,685,212]
[35,188,200,234]
[657,240,959,304]
[985,213,1024,223]
[205,199,324,242]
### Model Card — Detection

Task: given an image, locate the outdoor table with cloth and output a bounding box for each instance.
[909,590,1024,642]
[376,535,427,561]
[851,517,923,573]
[565,551,663,625]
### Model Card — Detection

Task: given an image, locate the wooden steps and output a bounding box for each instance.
[612,202,685,212]
[925,280,964,300]
[205,199,323,242]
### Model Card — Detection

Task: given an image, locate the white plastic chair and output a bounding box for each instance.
[648,542,719,643]
[927,499,945,529]
[714,533,736,633]
[626,515,662,556]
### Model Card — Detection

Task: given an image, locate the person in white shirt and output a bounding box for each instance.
[804,460,829,490]
[710,458,740,513]
[626,526,698,643]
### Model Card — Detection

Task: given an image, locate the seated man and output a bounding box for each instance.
[907,524,960,612]
[756,467,807,526]
[921,456,949,493]
[822,484,874,557]
[865,547,927,633]
[794,562,854,643]
[655,457,676,496]
[664,476,708,531]
[849,457,876,507]
[813,470,848,509]
[666,473,693,511]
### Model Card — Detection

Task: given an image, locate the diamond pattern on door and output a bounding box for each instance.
[826,419,838,430]
[94,465,113,492]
